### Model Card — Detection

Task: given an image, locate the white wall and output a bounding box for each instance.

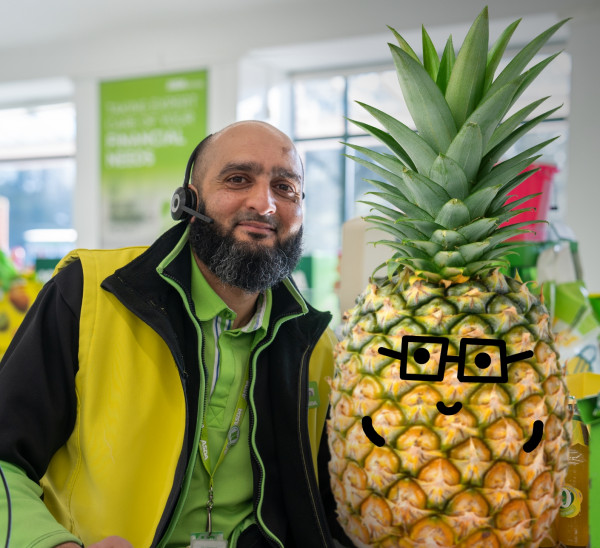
[0,0,598,289]
[564,6,600,294]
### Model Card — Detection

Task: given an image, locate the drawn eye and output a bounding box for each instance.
[474,352,492,369]
[402,335,449,382]
[413,347,430,365]
[458,338,508,383]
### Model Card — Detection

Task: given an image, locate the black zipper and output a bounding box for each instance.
[152,271,210,547]
[295,314,333,547]
[247,311,332,547]
[247,311,289,548]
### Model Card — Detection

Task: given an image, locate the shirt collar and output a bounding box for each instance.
[190,246,271,333]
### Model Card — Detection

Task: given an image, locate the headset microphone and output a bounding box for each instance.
[171,135,214,224]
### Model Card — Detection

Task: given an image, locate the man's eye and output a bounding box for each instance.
[274,183,298,198]
[228,175,247,184]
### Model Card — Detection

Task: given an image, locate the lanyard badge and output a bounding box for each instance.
[197,375,250,542]
[191,531,227,548]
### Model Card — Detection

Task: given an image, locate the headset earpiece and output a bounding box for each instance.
[170,186,197,221]
[171,135,213,222]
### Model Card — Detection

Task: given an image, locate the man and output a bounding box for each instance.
[0,121,340,547]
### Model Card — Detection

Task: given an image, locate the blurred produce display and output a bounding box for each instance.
[0,250,43,358]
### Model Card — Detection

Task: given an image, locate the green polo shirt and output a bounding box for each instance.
[166,248,271,548]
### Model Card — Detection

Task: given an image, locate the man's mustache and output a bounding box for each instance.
[233,214,279,231]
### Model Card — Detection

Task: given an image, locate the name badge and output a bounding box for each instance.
[191,532,228,548]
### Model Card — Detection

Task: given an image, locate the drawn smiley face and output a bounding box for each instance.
[361,335,544,453]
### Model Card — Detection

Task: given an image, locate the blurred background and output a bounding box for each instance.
[0,0,598,332]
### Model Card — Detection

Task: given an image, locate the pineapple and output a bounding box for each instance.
[328,8,571,547]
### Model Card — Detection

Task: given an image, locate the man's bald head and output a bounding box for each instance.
[190,121,303,192]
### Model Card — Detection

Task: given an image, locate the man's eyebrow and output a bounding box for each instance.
[217,162,301,183]
[272,167,302,183]
[217,161,262,178]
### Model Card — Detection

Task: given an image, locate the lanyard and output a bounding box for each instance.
[199,368,250,535]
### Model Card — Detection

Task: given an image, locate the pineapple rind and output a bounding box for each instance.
[329,270,569,547]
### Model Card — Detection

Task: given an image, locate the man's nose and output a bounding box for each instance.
[245,179,277,216]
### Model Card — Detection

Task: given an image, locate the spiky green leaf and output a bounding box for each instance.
[366,222,407,241]
[434,199,471,228]
[357,173,407,199]
[399,257,441,274]
[381,241,431,259]
[389,44,457,152]
[496,207,536,225]
[475,138,557,192]
[434,250,466,267]
[465,260,508,276]
[345,143,405,173]
[399,169,452,216]
[347,155,412,199]
[489,168,540,211]
[364,215,428,240]
[367,191,435,220]
[490,192,542,218]
[485,97,549,153]
[440,267,470,280]
[357,101,438,173]
[508,52,563,111]
[457,217,498,241]
[487,226,534,246]
[484,18,569,100]
[347,117,417,170]
[479,106,561,176]
[476,154,542,193]
[464,80,519,151]
[429,154,469,200]
[482,243,531,261]
[436,36,455,94]
[360,200,404,221]
[444,6,489,128]
[350,151,451,218]
[446,122,483,183]
[431,229,468,248]
[422,26,440,81]
[387,256,402,279]
[458,240,493,263]
[484,19,521,92]
[464,184,501,218]
[395,218,443,237]
[388,26,420,62]
[405,239,443,256]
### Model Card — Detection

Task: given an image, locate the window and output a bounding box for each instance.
[0,103,76,268]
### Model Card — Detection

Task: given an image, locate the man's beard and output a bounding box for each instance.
[188,201,303,293]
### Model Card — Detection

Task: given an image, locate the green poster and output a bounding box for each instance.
[100,70,207,247]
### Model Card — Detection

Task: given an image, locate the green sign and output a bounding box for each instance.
[100,70,207,247]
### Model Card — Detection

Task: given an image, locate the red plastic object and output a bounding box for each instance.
[501,163,558,242]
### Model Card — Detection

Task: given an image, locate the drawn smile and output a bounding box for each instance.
[436,401,463,415]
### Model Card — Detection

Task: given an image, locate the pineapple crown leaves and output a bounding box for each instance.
[350,7,569,283]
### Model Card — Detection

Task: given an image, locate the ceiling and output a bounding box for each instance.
[0,0,297,50]
[3,0,592,53]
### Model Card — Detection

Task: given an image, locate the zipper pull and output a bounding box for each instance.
[206,484,214,535]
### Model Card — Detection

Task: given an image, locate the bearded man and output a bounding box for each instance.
[0,122,342,548]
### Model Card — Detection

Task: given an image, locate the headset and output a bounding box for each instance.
[170,135,214,224]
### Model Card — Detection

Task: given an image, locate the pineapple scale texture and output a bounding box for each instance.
[329,269,570,547]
